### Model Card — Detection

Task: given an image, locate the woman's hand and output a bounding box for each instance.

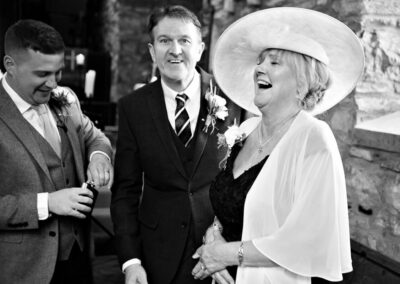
[192,261,234,284]
[193,239,233,275]
[193,229,229,280]
[192,259,210,280]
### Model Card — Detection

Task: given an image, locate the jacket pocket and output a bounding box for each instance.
[138,208,158,230]
[0,231,23,243]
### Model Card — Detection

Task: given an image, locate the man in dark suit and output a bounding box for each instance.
[110,5,241,284]
[0,20,113,283]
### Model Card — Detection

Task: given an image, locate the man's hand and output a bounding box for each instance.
[48,187,94,219]
[87,153,113,189]
[203,220,225,245]
[125,264,148,284]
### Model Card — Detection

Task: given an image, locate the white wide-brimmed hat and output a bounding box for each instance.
[213,7,365,115]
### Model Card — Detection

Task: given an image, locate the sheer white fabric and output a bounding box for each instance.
[236,111,352,284]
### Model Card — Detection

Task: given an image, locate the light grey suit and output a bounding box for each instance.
[0,81,112,284]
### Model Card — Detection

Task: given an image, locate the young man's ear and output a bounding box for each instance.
[3,55,16,75]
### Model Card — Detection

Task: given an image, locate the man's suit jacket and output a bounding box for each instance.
[0,83,112,284]
[111,69,241,283]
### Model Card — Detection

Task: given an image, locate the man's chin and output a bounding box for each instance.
[162,73,188,82]
[163,68,194,81]
[35,91,52,103]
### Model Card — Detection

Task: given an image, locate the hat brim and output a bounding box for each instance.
[213,7,365,115]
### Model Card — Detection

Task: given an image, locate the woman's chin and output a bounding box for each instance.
[253,98,268,110]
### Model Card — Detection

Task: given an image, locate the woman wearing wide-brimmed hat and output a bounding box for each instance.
[192,7,364,284]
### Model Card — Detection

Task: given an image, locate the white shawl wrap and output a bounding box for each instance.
[236,111,352,284]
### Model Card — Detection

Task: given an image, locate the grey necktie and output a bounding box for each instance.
[33,104,61,157]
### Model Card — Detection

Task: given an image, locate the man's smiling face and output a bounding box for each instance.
[148,17,204,90]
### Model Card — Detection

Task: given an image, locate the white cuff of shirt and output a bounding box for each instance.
[89,151,111,162]
[122,258,142,273]
[37,192,50,220]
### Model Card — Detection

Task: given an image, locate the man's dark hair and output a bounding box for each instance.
[148,5,202,42]
[4,19,65,55]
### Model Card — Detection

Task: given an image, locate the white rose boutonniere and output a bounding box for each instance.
[217,120,246,169]
[51,86,76,104]
[50,86,76,118]
[203,80,229,134]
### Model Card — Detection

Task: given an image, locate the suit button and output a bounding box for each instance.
[49,231,56,237]
[181,222,187,229]
[62,162,66,167]
[189,192,193,196]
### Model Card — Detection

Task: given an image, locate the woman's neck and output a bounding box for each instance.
[259,105,301,137]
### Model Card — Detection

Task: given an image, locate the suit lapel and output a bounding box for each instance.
[0,83,53,183]
[146,80,187,179]
[189,70,213,178]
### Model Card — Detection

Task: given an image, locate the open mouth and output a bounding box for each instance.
[257,80,272,89]
[168,59,183,64]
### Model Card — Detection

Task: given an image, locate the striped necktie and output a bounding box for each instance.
[175,93,192,147]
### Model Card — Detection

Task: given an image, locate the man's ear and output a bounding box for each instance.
[3,55,16,75]
[196,41,205,62]
[148,43,156,63]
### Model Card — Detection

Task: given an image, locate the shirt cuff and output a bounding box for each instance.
[37,192,49,220]
[122,258,142,273]
[89,151,111,162]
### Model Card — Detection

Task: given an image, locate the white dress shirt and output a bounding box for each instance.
[161,70,201,137]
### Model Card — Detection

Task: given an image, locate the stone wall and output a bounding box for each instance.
[101,0,120,103]
[357,0,400,122]
[349,0,400,264]
[109,1,153,102]
[347,143,400,262]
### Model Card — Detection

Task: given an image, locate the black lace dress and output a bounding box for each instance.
[209,143,268,278]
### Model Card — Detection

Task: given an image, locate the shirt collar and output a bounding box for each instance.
[161,70,201,102]
[2,73,32,114]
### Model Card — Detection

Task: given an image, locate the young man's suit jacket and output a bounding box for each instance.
[111,69,241,284]
[0,82,112,284]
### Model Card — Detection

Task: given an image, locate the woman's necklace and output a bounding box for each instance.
[257,110,300,154]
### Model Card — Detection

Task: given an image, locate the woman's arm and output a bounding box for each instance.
[194,239,277,277]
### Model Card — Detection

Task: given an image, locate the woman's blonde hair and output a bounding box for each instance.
[275,49,331,110]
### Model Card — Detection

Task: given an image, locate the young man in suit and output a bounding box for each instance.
[111,5,241,284]
[0,20,113,283]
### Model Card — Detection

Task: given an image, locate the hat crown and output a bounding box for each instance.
[242,26,330,65]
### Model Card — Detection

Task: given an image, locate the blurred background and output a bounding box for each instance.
[1,0,400,283]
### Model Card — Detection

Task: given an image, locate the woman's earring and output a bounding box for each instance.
[296,89,305,107]
[296,89,302,99]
